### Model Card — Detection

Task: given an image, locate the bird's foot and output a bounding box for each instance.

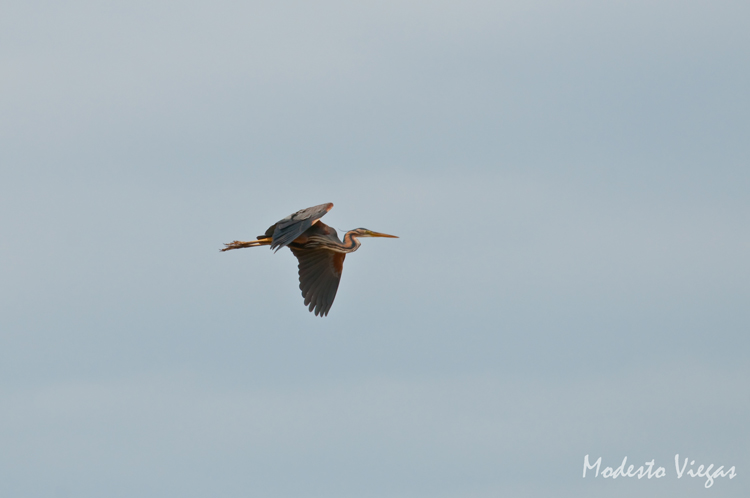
[221,239,269,251]
[221,240,252,251]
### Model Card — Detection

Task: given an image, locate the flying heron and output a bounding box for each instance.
[221,203,398,316]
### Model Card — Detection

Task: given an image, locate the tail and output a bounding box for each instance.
[221,237,272,252]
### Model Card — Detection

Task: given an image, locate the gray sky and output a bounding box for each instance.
[1,1,748,497]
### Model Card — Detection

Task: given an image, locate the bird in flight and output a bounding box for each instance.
[222,203,397,316]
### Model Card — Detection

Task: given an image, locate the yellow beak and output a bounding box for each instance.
[367,231,398,238]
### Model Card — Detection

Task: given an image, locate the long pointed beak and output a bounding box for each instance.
[368,231,398,238]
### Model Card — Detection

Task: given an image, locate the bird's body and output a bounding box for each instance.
[222,203,397,316]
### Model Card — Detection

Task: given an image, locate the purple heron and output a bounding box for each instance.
[222,203,398,316]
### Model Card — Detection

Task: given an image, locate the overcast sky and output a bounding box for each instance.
[1,1,748,497]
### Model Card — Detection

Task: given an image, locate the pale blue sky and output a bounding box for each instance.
[1,1,748,497]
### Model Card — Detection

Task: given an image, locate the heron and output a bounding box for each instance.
[221,203,397,316]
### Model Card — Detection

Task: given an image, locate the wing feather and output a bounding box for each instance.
[266,203,333,251]
[290,247,345,316]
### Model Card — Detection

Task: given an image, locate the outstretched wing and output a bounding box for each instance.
[289,247,345,317]
[264,203,333,251]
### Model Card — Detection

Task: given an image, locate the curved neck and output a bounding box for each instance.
[339,231,362,253]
